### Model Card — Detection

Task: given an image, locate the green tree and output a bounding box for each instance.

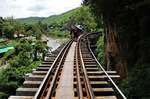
[0,17,4,37]
[66,6,97,32]
[74,6,97,31]
[14,22,25,38]
[84,0,150,98]
[32,40,48,61]
[3,24,15,39]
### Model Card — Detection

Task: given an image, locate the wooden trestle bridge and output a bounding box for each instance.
[9,32,126,99]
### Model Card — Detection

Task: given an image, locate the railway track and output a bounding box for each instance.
[9,33,126,99]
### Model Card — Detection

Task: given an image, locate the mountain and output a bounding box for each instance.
[16,7,80,25]
[16,17,45,24]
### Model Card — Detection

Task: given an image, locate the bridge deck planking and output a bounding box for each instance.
[8,33,124,99]
[55,42,76,99]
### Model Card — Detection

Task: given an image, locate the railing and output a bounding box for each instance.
[86,32,127,99]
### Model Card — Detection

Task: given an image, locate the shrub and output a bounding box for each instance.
[96,34,104,65]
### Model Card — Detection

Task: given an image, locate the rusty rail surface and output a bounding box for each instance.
[76,34,95,99]
[9,32,126,99]
[86,32,127,99]
[75,41,83,99]
[34,33,126,99]
[34,40,73,99]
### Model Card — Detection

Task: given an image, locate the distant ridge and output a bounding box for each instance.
[16,7,80,25]
[16,17,45,24]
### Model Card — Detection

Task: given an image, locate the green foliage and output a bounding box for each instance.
[17,6,98,36]
[48,28,69,38]
[15,40,32,52]
[0,38,48,98]
[0,16,49,99]
[3,24,15,39]
[15,61,41,75]
[42,9,77,25]
[120,64,150,98]
[0,17,48,40]
[0,17,24,39]
[17,17,44,24]
[96,34,104,65]
[30,24,42,39]
[84,0,150,98]
[16,8,80,25]
[9,52,32,68]
[0,92,8,99]
[0,81,18,99]
[45,6,98,37]
[72,6,97,32]
[32,40,48,61]
[1,17,25,38]
[0,61,41,98]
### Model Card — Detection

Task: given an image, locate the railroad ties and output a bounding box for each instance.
[8,44,66,99]
[74,38,119,99]
[9,33,124,99]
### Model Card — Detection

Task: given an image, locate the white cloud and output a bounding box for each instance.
[0,0,82,18]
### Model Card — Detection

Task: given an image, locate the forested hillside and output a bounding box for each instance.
[0,6,98,98]
[17,6,98,38]
[17,17,44,24]
[17,7,98,33]
[16,8,79,25]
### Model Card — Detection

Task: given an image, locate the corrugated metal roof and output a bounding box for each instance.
[0,46,14,54]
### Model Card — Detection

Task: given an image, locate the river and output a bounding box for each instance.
[0,36,68,70]
[42,35,68,51]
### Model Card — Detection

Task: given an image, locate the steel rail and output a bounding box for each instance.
[34,40,73,99]
[45,40,73,99]
[77,34,95,99]
[75,42,84,99]
[86,32,127,99]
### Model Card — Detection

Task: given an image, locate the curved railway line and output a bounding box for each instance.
[9,32,126,99]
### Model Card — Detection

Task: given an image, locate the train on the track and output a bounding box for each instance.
[70,25,83,41]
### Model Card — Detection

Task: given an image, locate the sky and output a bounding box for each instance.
[0,0,83,18]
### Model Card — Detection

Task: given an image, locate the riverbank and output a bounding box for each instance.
[0,35,68,98]
[41,35,68,51]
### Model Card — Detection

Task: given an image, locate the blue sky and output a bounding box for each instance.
[0,0,82,18]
